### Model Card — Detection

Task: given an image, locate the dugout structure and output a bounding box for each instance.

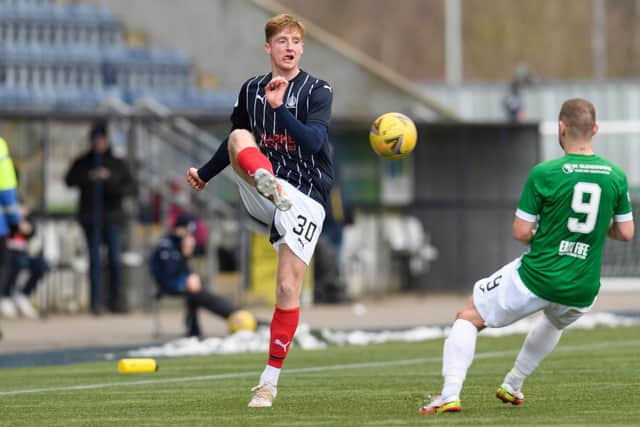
[412,123,539,291]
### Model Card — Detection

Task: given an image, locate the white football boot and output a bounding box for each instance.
[254,169,292,212]
[248,383,277,408]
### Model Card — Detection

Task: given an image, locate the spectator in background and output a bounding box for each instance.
[503,63,538,123]
[503,85,526,123]
[1,204,48,319]
[65,121,136,315]
[0,137,22,321]
[149,214,247,337]
[166,178,209,256]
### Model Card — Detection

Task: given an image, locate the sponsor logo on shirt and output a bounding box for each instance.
[558,240,590,260]
[562,163,612,175]
[260,133,298,152]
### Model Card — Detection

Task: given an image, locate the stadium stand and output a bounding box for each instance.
[0,0,233,115]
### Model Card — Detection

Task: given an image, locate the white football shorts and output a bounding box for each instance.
[233,173,325,265]
[472,257,593,330]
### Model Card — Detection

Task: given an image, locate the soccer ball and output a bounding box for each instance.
[369,112,417,160]
[227,310,257,334]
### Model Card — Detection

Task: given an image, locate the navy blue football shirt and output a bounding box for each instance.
[230,70,334,208]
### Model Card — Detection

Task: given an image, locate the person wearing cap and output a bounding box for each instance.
[65,121,136,315]
[149,214,240,337]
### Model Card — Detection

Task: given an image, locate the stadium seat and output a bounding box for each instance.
[0,0,228,115]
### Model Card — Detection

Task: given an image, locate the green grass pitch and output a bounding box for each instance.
[1,325,639,426]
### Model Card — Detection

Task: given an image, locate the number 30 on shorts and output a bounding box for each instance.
[292,215,318,242]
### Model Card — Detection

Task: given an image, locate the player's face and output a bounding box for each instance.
[265,27,304,74]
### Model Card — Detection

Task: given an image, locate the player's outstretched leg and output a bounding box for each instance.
[232,137,292,211]
[254,168,291,211]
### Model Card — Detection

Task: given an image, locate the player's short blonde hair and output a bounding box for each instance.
[265,14,305,42]
[559,98,596,140]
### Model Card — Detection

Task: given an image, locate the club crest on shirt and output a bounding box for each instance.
[285,94,297,108]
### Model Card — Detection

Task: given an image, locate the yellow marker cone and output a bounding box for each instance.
[117,358,158,373]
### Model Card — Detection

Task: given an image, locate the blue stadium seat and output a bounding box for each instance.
[102,47,193,94]
[0,1,230,115]
[0,87,31,107]
[0,2,120,47]
[0,0,49,13]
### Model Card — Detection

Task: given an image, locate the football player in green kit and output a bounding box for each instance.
[420,98,635,414]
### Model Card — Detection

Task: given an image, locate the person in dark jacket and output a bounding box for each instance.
[65,121,136,315]
[149,214,247,337]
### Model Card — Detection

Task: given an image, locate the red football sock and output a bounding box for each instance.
[267,306,300,369]
[236,147,273,177]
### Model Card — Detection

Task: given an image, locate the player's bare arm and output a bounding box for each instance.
[512,216,536,243]
[186,167,207,191]
[607,219,634,241]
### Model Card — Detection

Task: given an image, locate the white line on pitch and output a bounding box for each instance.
[1,339,639,397]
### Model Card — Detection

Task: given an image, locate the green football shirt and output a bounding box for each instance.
[517,153,633,307]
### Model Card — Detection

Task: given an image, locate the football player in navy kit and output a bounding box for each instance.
[186,13,333,408]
